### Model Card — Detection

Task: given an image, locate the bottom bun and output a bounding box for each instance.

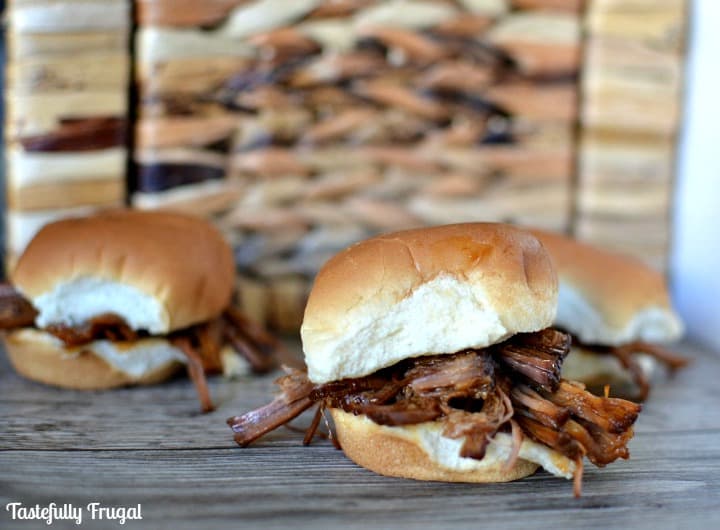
[331,409,549,483]
[3,328,185,390]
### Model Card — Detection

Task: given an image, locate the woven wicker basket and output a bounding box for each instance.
[133,0,583,331]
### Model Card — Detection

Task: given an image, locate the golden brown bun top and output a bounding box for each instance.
[302,223,557,383]
[528,229,683,344]
[13,209,235,331]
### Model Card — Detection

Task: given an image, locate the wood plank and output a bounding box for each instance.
[1,341,717,527]
[0,432,718,530]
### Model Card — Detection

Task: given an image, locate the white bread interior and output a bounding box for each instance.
[302,223,557,383]
[331,409,576,482]
[34,277,167,334]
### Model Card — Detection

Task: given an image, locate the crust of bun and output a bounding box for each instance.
[302,223,557,383]
[528,229,683,345]
[12,209,235,333]
[331,409,539,482]
[3,329,183,390]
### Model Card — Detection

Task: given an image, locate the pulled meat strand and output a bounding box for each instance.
[225,307,297,368]
[303,405,324,446]
[284,406,334,444]
[608,346,651,402]
[314,375,408,412]
[172,336,216,413]
[46,313,140,346]
[0,283,38,329]
[182,319,225,373]
[543,381,641,434]
[515,415,585,461]
[573,458,583,498]
[227,369,315,446]
[510,384,570,430]
[361,398,443,426]
[407,351,494,396]
[503,419,523,473]
[570,335,689,401]
[495,329,570,392]
[622,341,689,370]
[441,383,513,460]
[566,418,634,467]
[223,320,277,374]
[322,407,342,450]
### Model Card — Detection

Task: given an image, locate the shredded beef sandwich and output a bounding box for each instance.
[0,210,287,411]
[228,223,641,495]
[529,229,688,401]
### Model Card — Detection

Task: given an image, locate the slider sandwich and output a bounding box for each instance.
[228,224,641,495]
[529,229,687,401]
[0,210,287,411]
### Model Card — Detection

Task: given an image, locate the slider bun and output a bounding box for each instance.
[561,346,663,400]
[528,229,683,346]
[331,409,539,482]
[12,209,235,334]
[302,223,557,383]
[3,329,184,390]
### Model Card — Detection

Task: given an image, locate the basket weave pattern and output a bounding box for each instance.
[134,0,581,330]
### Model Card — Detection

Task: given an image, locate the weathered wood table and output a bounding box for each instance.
[1,340,719,529]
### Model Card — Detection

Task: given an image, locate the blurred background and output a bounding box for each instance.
[1,0,717,348]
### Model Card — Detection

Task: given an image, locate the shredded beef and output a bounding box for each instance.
[0,283,39,329]
[570,335,689,401]
[228,369,315,446]
[227,328,641,493]
[494,328,570,392]
[542,380,639,434]
[46,313,140,346]
[35,309,281,377]
[172,336,216,413]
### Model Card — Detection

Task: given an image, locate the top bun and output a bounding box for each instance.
[302,223,557,384]
[528,229,683,346]
[13,209,235,334]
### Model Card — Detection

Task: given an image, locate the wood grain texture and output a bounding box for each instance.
[0,340,718,529]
